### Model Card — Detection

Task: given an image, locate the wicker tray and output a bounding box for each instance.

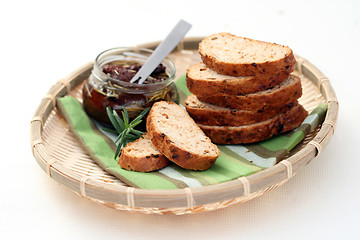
[30,37,338,215]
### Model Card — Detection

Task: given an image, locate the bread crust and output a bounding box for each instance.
[198,104,308,144]
[186,65,290,96]
[118,133,170,172]
[185,95,298,126]
[196,74,302,111]
[147,101,220,171]
[199,33,296,77]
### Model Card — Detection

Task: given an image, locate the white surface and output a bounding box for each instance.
[1,0,359,239]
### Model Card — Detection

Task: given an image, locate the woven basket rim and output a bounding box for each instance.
[30,37,338,211]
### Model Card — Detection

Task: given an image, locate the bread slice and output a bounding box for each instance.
[185,94,299,126]
[118,133,170,172]
[199,32,296,77]
[198,104,308,144]
[146,101,220,170]
[196,74,302,111]
[186,63,289,95]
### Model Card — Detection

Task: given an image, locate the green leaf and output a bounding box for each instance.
[132,107,150,123]
[101,127,118,134]
[131,128,144,137]
[122,109,129,128]
[119,128,130,145]
[106,106,121,133]
[129,119,142,128]
[112,109,125,132]
[124,132,139,139]
[114,131,125,144]
[114,143,123,160]
[123,107,129,121]
[106,105,150,160]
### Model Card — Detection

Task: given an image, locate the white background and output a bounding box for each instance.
[1,0,360,239]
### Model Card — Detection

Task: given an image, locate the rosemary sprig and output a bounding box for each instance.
[104,106,150,159]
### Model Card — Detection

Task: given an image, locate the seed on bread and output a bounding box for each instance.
[147,101,220,171]
[199,32,296,77]
[118,133,170,172]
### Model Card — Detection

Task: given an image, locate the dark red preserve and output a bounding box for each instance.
[82,48,178,125]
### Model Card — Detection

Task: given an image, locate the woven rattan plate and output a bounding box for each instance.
[30,37,338,215]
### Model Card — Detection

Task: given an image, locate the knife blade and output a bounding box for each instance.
[130,19,192,84]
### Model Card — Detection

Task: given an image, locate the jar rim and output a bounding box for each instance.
[92,47,176,90]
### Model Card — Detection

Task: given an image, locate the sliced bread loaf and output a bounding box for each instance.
[185,94,298,126]
[198,104,308,144]
[186,63,289,95]
[199,32,296,77]
[196,74,302,111]
[118,133,170,172]
[146,101,220,171]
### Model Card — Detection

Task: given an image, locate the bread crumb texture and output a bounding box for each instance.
[147,101,220,171]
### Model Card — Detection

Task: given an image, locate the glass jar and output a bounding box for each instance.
[82,47,178,125]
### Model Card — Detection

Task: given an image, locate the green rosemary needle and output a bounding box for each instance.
[104,106,150,159]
